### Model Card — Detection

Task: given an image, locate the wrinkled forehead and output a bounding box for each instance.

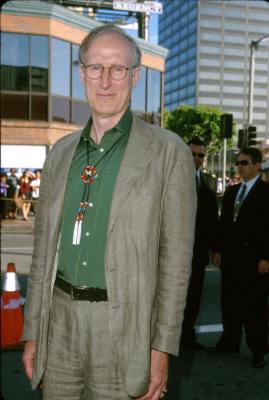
[86,33,133,61]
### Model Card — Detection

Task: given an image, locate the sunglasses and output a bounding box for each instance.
[192,152,205,158]
[235,160,253,166]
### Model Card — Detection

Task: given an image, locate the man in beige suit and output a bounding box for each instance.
[22,25,196,400]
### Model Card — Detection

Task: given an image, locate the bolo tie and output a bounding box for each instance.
[72,139,97,245]
[72,132,123,245]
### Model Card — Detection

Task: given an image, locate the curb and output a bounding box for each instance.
[1,220,34,234]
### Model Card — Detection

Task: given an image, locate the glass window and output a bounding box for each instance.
[1,92,28,119]
[187,58,196,71]
[200,45,221,55]
[179,51,187,63]
[131,66,146,116]
[1,33,29,91]
[223,73,244,82]
[200,84,220,92]
[51,38,71,96]
[199,71,221,80]
[179,39,188,51]
[179,75,187,87]
[179,87,187,98]
[187,46,196,59]
[31,94,48,120]
[31,36,48,93]
[180,64,187,75]
[223,60,244,69]
[71,100,90,125]
[223,48,245,57]
[199,97,220,106]
[187,84,196,97]
[200,6,222,17]
[188,34,197,47]
[189,20,197,34]
[51,96,70,123]
[72,45,85,100]
[147,68,161,123]
[200,59,221,67]
[222,98,243,106]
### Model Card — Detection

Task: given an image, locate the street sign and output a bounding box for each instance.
[113,1,163,14]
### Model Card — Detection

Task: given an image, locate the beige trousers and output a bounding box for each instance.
[42,286,130,400]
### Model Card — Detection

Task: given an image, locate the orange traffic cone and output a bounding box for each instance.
[1,262,24,349]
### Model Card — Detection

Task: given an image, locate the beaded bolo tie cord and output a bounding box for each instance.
[72,132,124,245]
[72,139,97,245]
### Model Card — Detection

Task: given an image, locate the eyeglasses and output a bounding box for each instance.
[192,152,205,158]
[235,160,253,166]
[82,64,135,80]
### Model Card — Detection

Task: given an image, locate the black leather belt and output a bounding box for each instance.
[55,276,108,302]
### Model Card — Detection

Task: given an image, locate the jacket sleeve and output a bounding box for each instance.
[151,145,196,356]
[22,149,53,341]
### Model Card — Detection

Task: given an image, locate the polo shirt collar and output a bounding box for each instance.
[81,106,132,142]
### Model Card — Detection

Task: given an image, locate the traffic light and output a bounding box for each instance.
[220,114,233,139]
[237,128,247,148]
[247,125,257,146]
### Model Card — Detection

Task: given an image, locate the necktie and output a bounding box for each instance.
[233,183,247,221]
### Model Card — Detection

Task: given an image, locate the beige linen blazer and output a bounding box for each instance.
[23,116,196,397]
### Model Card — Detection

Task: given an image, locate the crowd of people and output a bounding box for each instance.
[0,168,41,221]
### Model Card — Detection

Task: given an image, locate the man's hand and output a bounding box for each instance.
[136,349,168,400]
[22,340,36,380]
[211,252,221,268]
[258,259,269,274]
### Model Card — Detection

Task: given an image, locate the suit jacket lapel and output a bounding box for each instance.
[49,132,81,237]
[239,177,261,211]
[107,117,154,240]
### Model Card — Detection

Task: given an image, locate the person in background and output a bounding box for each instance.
[0,174,9,220]
[22,24,196,400]
[19,170,32,221]
[180,138,219,350]
[30,170,41,214]
[208,147,269,368]
[6,168,19,219]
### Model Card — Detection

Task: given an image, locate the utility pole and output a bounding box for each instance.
[247,35,269,126]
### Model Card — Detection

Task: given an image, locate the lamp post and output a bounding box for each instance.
[247,35,269,126]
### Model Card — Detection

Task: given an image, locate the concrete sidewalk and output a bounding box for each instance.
[1,218,34,275]
[1,217,34,235]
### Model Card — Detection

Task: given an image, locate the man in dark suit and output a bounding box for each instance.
[180,138,219,350]
[208,147,269,368]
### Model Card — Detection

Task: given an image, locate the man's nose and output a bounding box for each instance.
[99,68,111,89]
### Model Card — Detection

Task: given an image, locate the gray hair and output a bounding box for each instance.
[79,24,142,67]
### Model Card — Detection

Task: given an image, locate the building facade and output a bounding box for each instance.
[159,0,269,138]
[1,0,167,170]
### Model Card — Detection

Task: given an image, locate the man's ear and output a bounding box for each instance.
[79,64,85,84]
[132,67,141,89]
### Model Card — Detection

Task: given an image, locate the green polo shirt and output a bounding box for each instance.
[57,108,132,288]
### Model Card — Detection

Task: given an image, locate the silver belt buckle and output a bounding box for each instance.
[71,285,88,300]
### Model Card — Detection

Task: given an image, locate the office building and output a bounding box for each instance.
[1,0,167,170]
[159,0,269,138]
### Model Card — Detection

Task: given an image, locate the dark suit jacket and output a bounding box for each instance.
[193,172,219,266]
[218,177,269,283]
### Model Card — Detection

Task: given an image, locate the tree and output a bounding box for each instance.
[164,105,234,154]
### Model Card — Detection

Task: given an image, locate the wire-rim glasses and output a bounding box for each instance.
[82,63,136,80]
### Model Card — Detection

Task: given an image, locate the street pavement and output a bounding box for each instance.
[1,217,34,275]
[1,219,269,400]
